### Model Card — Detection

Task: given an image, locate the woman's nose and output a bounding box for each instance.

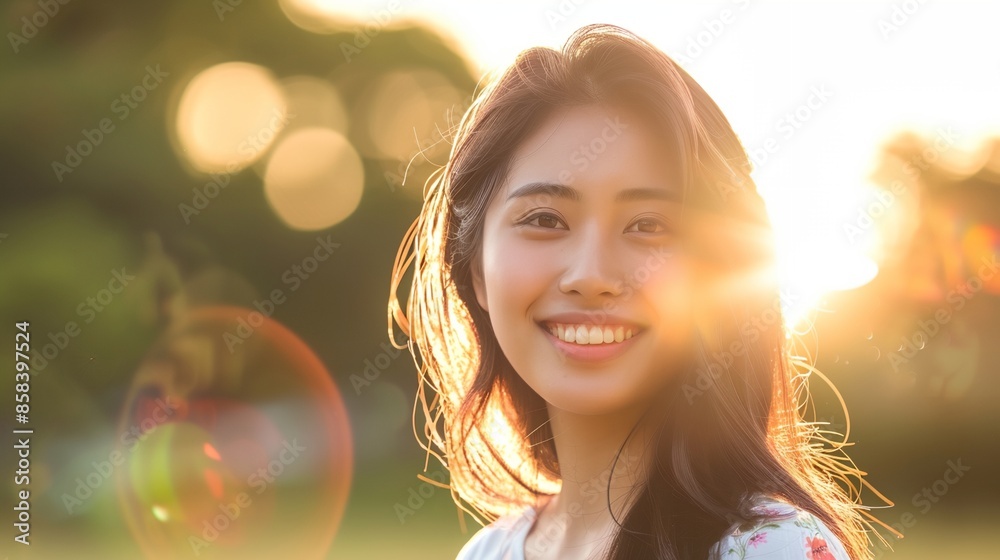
[557,227,624,298]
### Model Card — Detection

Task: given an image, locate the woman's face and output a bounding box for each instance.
[472,104,696,416]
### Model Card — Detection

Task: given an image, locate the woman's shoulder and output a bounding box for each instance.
[455,505,537,560]
[710,494,852,559]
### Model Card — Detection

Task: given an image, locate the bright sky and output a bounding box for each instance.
[286,0,1000,315]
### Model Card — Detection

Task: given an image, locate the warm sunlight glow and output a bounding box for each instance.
[278,0,407,34]
[264,127,364,230]
[355,70,464,161]
[174,62,288,174]
[776,246,880,328]
[363,0,1000,327]
[482,401,561,514]
[765,189,882,328]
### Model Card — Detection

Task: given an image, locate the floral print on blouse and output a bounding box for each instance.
[709,495,851,559]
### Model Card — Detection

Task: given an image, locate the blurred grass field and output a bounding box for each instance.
[8,461,996,559]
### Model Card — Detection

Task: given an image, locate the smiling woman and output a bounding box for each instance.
[471,103,695,420]
[389,23,892,560]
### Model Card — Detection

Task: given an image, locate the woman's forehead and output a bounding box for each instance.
[499,105,679,201]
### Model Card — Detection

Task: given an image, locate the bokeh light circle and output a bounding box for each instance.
[174,62,288,174]
[354,69,465,198]
[116,306,352,560]
[264,127,364,230]
[355,69,464,162]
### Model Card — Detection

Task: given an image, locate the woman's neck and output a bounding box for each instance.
[525,403,659,558]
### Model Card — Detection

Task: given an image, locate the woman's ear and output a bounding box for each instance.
[471,256,489,313]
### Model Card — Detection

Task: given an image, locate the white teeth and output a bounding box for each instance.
[589,326,602,344]
[546,323,637,345]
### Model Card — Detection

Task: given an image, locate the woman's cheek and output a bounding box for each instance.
[645,260,695,329]
[487,237,557,299]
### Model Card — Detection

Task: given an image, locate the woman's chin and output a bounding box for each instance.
[540,388,642,417]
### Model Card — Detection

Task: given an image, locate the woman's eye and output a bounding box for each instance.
[522,213,565,229]
[626,217,668,234]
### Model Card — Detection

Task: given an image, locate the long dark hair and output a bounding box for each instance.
[389,23,889,559]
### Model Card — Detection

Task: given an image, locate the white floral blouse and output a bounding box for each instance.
[710,495,851,559]
[455,494,851,559]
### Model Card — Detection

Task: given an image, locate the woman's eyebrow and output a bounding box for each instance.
[506,181,579,202]
[614,186,680,203]
[505,181,679,203]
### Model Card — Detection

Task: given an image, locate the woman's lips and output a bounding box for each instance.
[537,322,641,363]
[544,322,636,344]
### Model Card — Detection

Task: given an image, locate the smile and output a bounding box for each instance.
[537,321,643,363]
[542,322,636,345]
